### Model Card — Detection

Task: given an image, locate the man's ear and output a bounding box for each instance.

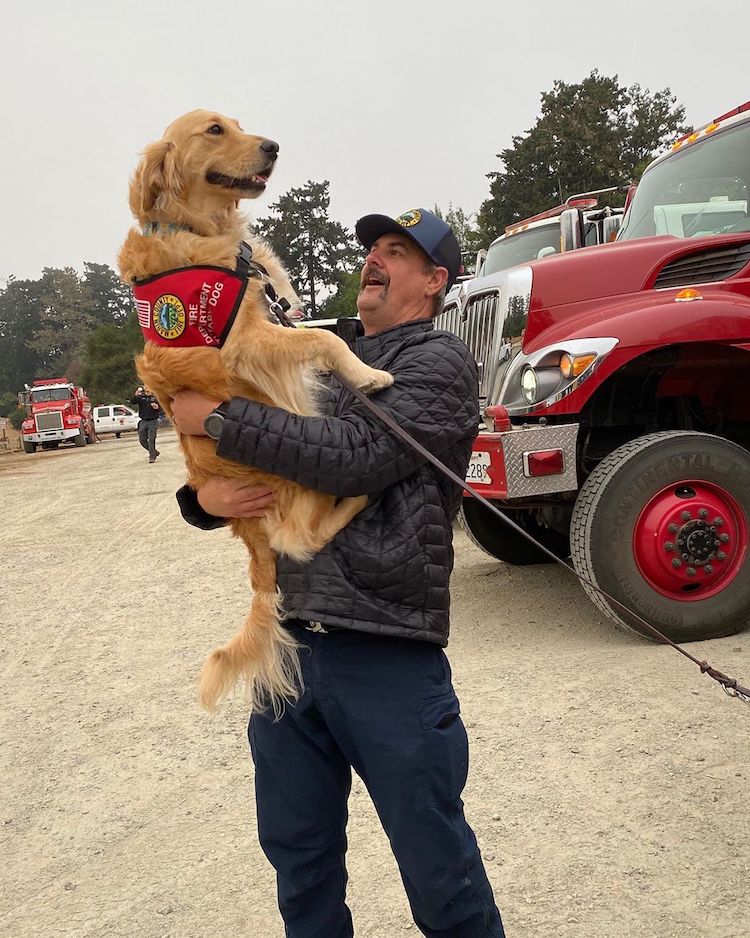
[425,265,449,297]
[129,139,181,216]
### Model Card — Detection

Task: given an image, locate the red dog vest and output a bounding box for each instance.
[132,266,248,348]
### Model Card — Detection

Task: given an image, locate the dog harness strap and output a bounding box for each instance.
[235,242,295,327]
[132,265,248,348]
[235,241,254,280]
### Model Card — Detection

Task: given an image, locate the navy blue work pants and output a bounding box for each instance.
[248,621,505,938]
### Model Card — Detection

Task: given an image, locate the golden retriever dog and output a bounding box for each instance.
[118,110,393,713]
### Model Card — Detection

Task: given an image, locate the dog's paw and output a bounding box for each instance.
[356,367,394,394]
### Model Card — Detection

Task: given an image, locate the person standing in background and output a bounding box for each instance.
[130,385,162,463]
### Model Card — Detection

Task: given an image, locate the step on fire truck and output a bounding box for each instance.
[18,379,96,453]
[438,100,750,643]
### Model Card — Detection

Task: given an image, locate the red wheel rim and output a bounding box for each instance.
[633,480,748,601]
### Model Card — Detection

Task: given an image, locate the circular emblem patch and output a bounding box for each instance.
[396,209,422,228]
[153,294,186,340]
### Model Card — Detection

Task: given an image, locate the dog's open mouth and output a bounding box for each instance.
[206,170,270,191]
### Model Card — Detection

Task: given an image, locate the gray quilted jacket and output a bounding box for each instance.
[177,319,479,645]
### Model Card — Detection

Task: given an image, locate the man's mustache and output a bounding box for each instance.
[359,265,389,294]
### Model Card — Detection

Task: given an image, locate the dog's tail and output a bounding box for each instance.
[198,538,301,715]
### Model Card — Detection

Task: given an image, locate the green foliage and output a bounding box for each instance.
[0,277,45,393]
[433,203,484,276]
[8,408,25,430]
[82,262,133,325]
[0,262,136,400]
[256,180,359,317]
[319,270,361,320]
[79,310,143,404]
[0,391,19,416]
[477,71,689,244]
[27,266,97,378]
[433,203,483,255]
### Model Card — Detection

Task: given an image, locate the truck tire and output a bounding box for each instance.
[570,431,750,642]
[461,499,570,565]
[23,441,35,454]
[74,428,87,447]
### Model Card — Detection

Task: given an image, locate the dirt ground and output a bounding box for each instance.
[2,429,749,938]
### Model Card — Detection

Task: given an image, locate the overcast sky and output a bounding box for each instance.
[2,0,749,283]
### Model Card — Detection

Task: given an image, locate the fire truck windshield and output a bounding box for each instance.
[619,120,750,242]
[30,388,71,403]
[483,223,560,276]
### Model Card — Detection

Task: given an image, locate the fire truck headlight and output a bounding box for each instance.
[520,366,539,404]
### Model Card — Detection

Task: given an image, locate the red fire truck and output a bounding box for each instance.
[439,100,750,643]
[19,379,96,453]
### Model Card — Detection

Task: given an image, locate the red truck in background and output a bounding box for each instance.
[18,379,96,453]
[437,99,750,643]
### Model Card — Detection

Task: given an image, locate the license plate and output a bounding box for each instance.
[465,451,491,484]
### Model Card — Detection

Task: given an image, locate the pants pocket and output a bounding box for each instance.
[419,691,469,805]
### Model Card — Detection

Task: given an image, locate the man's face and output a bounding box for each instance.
[356,233,447,334]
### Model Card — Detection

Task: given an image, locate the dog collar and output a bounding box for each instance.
[142,221,194,237]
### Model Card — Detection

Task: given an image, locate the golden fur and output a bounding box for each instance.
[118,110,393,713]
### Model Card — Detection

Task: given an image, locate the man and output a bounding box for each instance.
[130,384,161,463]
[172,209,505,938]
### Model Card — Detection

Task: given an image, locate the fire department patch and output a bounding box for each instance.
[153,294,186,340]
[396,209,422,228]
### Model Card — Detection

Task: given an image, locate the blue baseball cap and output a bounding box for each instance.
[355,208,462,289]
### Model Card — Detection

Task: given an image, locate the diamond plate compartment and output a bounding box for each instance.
[501,423,579,498]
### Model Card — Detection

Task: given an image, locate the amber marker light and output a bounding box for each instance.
[559,352,597,378]
[674,288,704,302]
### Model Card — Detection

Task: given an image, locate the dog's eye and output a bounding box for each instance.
[206,124,224,135]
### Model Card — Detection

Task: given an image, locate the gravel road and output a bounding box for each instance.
[2,430,748,937]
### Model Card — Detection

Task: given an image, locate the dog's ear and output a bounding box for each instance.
[129,139,182,216]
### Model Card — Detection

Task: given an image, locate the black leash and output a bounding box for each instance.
[331,370,750,704]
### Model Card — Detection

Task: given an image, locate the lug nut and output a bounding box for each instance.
[704,564,714,575]
[668,523,679,534]
[720,533,730,543]
[681,511,692,521]
[664,542,674,552]
[672,558,682,568]
[713,517,724,526]
[686,567,696,577]
[698,508,709,519]
[717,551,727,560]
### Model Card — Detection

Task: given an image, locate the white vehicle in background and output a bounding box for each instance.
[94,404,139,438]
[453,187,628,294]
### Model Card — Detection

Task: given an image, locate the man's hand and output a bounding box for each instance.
[171,390,223,435]
[197,477,276,519]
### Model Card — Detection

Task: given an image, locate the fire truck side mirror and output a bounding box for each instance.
[560,208,584,253]
[602,214,623,243]
[475,248,487,277]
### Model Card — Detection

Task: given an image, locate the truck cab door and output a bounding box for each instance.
[95,406,112,433]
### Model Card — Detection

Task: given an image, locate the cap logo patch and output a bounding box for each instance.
[396,209,422,228]
[153,293,186,340]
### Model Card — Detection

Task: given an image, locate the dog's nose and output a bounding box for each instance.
[260,139,279,161]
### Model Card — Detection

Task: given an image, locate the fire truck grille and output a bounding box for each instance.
[654,242,750,289]
[435,291,501,402]
[35,412,63,431]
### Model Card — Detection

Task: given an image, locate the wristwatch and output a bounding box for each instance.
[203,402,230,441]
